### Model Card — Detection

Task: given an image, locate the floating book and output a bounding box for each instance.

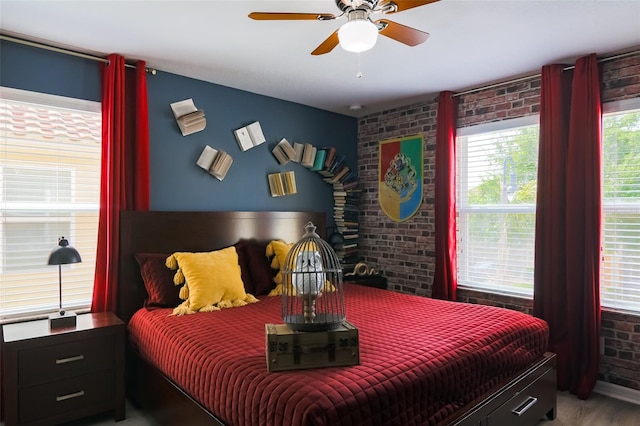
[301,143,317,168]
[272,138,297,165]
[196,145,233,181]
[292,142,304,163]
[170,98,206,136]
[311,148,327,172]
[234,121,266,151]
[268,171,297,197]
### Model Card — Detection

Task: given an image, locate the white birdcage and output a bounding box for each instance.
[281,221,345,331]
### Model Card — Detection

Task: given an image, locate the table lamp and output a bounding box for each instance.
[47,236,82,329]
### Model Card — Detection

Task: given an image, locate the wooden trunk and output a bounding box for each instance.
[265,320,359,372]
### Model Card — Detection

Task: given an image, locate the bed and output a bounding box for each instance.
[117,211,557,426]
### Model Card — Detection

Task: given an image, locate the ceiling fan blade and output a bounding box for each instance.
[377,19,430,47]
[249,12,335,21]
[311,30,340,55]
[382,0,440,13]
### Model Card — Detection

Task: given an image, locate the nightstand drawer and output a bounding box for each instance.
[19,335,115,386]
[18,370,115,424]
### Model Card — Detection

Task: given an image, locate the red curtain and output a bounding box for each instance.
[91,54,150,313]
[534,54,601,399]
[565,53,602,399]
[534,64,572,388]
[433,91,458,301]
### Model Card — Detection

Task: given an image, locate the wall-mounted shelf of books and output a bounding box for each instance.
[269,138,361,273]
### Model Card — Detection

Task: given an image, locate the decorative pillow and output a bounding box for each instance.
[246,240,275,296]
[233,240,256,295]
[265,240,294,296]
[135,253,181,309]
[166,246,258,316]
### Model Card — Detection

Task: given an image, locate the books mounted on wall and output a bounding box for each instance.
[292,142,304,163]
[301,143,317,168]
[311,148,327,172]
[268,171,297,197]
[196,145,233,181]
[330,166,350,183]
[272,138,297,165]
[170,98,206,136]
[234,121,266,151]
[324,147,336,170]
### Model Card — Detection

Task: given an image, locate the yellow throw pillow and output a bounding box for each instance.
[265,240,334,296]
[166,246,258,315]
[266,240,294,296]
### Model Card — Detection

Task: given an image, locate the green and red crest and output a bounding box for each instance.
[378,135,424,222]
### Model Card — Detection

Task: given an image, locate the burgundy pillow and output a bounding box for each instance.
[243,239,275,296]
[234,240,256,295]
[134,253,181,309]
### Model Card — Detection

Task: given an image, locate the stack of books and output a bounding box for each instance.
[332,187,362,272]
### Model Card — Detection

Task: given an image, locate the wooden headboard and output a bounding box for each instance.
[117,211,326,322]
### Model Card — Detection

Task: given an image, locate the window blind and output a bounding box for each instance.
[601,102,640,312]
[0,87,101,319]
[457,117,539,297]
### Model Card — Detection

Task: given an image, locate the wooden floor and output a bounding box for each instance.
[22,390,635,426]
[538,391,640,426]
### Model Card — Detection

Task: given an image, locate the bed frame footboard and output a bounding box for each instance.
[127,348,556,426]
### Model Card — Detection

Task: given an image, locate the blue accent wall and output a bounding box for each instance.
[0,40,357,225]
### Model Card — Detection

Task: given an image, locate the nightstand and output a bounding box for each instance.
[2,312,125,426]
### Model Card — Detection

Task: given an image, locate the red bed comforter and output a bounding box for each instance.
[128,283,549,426]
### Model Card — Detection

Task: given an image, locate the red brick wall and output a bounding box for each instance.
[357,52,640,391]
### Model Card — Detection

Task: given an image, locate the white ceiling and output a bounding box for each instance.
[1,1,639,117]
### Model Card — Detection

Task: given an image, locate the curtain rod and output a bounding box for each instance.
[0,34,157,75]
[452,48,640,98]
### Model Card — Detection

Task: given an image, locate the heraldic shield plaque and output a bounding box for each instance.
[378,135,424,222]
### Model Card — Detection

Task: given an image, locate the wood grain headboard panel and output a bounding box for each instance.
[117,211,326,322]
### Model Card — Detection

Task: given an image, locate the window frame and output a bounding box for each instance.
[601,97,640,313]
[456,115,540,298]
[0,86,101,320]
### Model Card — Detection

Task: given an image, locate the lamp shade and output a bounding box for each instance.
[338,18,378,53]
[48,237,82,265]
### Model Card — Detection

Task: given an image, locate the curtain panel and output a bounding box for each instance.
[534,63,572,389]
[534,53,602,399]
[433,91,458,301]
[91,54,150,313]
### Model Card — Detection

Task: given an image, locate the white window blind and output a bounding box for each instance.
[456,117,539,297]
[602,99,640,312]
[0,87,101,320]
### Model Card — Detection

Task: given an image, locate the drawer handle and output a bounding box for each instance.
[56,390,85,402]
[56,355,84,364]
[512,396,538,416]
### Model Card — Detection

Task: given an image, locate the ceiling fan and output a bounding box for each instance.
[249,0,440,55]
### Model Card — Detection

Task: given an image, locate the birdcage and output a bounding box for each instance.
[281,221,345,332]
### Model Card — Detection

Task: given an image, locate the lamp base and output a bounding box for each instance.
[49,310,77,329]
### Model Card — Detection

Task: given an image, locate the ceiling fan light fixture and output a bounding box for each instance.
[338,11,378,53]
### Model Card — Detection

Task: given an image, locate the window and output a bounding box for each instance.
[602,98,640,312]
[0,87,101,319]
[456,117,539,297]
